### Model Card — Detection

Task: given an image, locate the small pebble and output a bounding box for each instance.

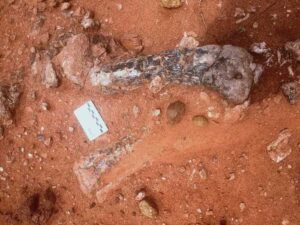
[41,102,49,111]
[199,168,208,180]
[239,202,246,212]
[60,2,71,11]
[81,12,95,29]
[192,115,209,127]
[139,199,158,218]
[228,173,235,180]
[68,126,75,132]
[152,109,161,117]
[116,3,123,11]
[161,0,183,8]
[44,137,52,146]
[253,22,258,29]
[0,167,4,172]
[166,100,186,124]
[135,191,146,201]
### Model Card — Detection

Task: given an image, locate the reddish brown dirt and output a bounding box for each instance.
[0,0,300,225]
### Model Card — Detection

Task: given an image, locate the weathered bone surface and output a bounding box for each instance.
[90,45,262,104]
[73,137,134,194]
[0,85,20,126]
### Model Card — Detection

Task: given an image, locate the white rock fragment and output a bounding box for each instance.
[81,12,95,29]
[199,168,208,180]
[41,102,49,111]
[68,126,75,132]
[267,129,292,163]
[61,2,71,11]
[234,8,246,18]
[149,76,163,94]
[207,106,220,119]
[32,54,59,88]
[250,63,264,84]
[236,13,250,24]
[135,191,146,201]
[28,153,33,159]
[177,32,199,49]
[44,60,59,88]
[224,101,249,123]
[239,202,246,212]
[287,65,295,77]
[152,109,161,117]
[250,42,269,54]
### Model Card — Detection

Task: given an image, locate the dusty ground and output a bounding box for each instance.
[0,0,300,225]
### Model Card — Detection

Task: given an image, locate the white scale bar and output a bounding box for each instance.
[74,100,108,141]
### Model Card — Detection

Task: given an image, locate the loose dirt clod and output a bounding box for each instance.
[139,199,158,218]
[166,101,186,124]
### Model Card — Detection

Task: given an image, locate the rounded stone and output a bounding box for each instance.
[192,115,209,127]
[166,101,186,124]
[161,0,183,8]
[139,199,158,218]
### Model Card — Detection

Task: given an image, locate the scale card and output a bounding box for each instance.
[74,100,108,141]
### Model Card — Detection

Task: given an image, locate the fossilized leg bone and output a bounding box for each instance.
[73,137,134,194]
[90,45,262,104]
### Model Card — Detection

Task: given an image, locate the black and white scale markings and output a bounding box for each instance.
[86,101,105,133]
[74,100,108,141]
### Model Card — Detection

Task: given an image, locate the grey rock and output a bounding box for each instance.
[32,53,59,88]
[90,45,261,104]
[281,82,298,104]
[285,39,300,61]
